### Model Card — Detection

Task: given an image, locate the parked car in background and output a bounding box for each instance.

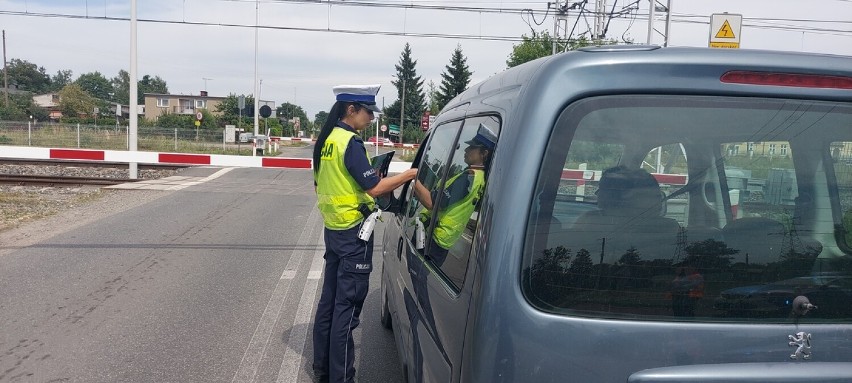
[367,136,393,145]
[378,46,852,382]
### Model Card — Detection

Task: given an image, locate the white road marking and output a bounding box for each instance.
[276,232,326,383]
[231,207,320,383]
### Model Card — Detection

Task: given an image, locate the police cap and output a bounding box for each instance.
[333,84,381,113]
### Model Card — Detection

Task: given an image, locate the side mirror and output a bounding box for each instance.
[377,192,402,214]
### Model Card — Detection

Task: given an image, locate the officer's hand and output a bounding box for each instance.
[403,168,418,181]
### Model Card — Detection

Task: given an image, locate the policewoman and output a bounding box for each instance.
[311,84,417,383]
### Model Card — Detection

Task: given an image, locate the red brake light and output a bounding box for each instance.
[721,71,852,90]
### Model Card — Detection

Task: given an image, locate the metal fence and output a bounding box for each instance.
[0,121,280,155]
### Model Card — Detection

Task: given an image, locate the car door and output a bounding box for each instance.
[398,116,500,382]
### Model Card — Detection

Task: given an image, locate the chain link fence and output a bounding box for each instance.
[0,121,291,155]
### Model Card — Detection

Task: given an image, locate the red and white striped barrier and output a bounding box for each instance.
[560,168,688,186]
[270,136,420,149]
[0,145,312,169]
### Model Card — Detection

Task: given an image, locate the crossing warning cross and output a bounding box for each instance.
[709,13,742,49]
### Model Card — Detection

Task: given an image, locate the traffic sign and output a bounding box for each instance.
[196,112,204,120]
[259,105,272,118]
[709,13,742,49]
[380,124,387,132]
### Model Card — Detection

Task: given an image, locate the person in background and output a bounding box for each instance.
[311,84,417,383]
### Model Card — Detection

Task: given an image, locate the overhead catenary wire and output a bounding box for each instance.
[0,0,850,44]
[0,10,526,42]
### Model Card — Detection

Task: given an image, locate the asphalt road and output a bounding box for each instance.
[0,163,404,382]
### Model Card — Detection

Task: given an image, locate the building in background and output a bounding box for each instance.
[143,91,226,121]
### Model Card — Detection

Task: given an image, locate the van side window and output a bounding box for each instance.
[523,95,850,322]
[407,116,500,290]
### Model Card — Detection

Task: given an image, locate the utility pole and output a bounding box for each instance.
[253,0,260,144]
[594,0,607,40]
[552,0,569,55]
[129,0,138,179]
[3,30,8,108]
[646,0,673,46]
[399,78,405,144]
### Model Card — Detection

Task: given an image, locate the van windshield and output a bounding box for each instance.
[522,95,852,323]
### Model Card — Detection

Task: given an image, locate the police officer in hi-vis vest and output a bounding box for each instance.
[311,84,417,383]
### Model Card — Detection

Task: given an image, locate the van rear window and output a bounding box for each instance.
[522,95,852,323]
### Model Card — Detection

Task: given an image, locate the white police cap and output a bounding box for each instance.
[332,84,381,113]
[464,123,497,150]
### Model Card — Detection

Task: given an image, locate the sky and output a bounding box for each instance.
[0,0,851,120]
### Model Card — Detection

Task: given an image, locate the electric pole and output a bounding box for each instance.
[3,30,8,108]
[399,78,405,144]
[594,0,607,40]
[552,0,569,54]
[647,0,673,46]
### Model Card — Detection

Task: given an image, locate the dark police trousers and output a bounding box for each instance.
[313,226,373,383]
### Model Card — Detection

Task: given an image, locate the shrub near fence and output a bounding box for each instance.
[0,121,286,156]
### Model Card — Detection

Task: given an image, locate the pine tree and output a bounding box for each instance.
[382,43,426,144]
[436,45,472,111]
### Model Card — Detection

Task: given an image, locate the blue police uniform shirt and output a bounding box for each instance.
[336,121,380,192]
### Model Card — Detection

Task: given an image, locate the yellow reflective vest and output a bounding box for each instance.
[315,127,375,230]
[423,169,485,250]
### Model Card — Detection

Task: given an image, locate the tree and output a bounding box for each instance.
[0,93,48,121]
[276,102,309,137]
[58,83,99,118]
[6,58,51,93]
[50,70,74,92]
[215,94,256,129]
[506,31,556,68]
[425,80,440,115]
[314,111,329,134]
[383,43,427,144]
[76,71,114,102]
[683,239,739,271]
[111,70,130,105]
[568,248,594,288]
[111,71,170,105]
[506,32,604,68]
[436,44,472,110]
[138,75,168,103]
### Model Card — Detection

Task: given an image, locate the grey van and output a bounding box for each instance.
[378,46,852,382]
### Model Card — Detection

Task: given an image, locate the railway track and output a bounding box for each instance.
[0,159,187,187]
[0,158,186,170]
[0,174,134,186]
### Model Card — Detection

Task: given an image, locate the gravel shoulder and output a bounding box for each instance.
[0,164,179,255]
[0,188,169,257]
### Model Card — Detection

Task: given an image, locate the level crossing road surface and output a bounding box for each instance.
[0,164,404,382]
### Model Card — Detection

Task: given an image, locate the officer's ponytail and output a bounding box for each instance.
[313,102,366,173]
[313,102,345,173]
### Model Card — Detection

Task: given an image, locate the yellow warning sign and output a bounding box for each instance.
[709,42,740,49]
[715,20,736,39]
[709,13,742,49]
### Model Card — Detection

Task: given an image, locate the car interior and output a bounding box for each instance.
[524,95,852,322]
